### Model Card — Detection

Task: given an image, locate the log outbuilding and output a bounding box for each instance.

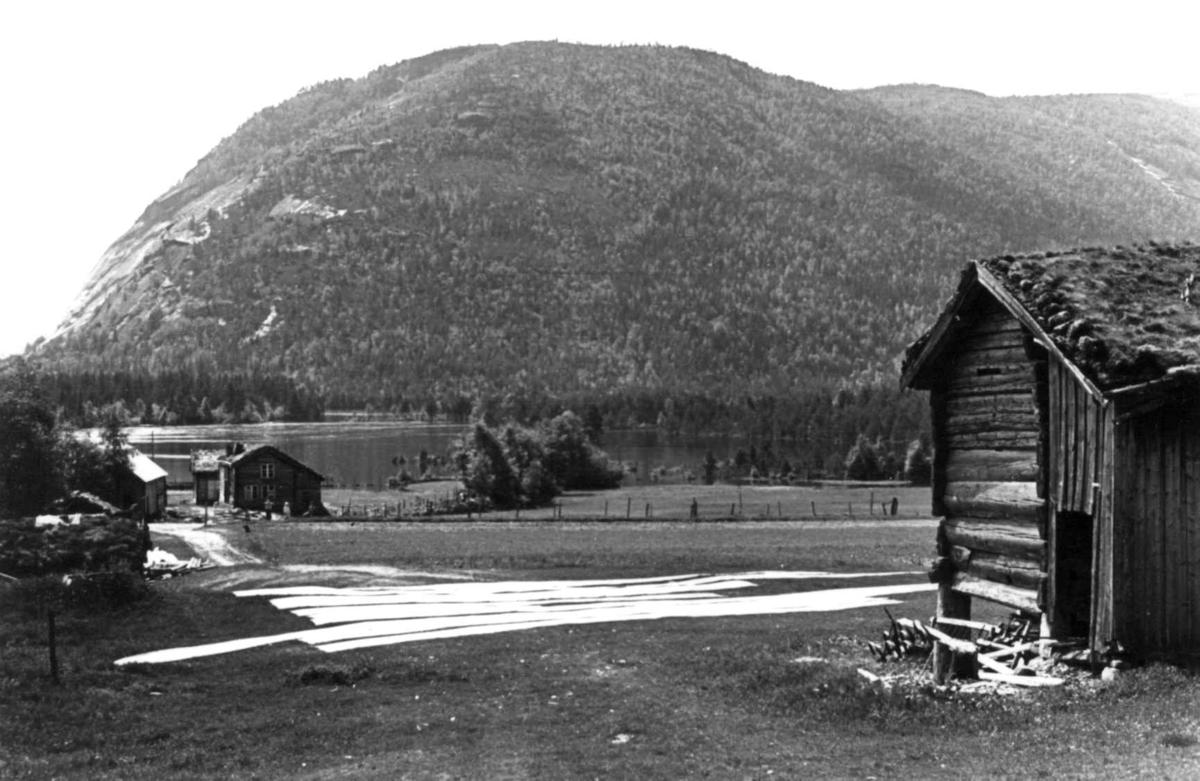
[902,242,1200,657]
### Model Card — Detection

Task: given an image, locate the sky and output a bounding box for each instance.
[1,0,1197,358]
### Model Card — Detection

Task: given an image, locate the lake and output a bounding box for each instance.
[124,422,814,487]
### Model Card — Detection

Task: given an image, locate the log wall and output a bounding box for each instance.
[933,297,1046,614]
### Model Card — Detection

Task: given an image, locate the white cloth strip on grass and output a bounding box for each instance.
[234,573,705,598]
[292,593,723,626]
[312,584,935,653]
[261,579,759,610]
[293,592,724,625]
[114,579,935,664]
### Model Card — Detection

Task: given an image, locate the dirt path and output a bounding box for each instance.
[150,523,485,590]
[152,523,264,566]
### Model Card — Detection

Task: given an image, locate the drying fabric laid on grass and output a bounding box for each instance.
[114,572,934,664]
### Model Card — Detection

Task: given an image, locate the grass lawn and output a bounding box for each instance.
[4,513,1200,779]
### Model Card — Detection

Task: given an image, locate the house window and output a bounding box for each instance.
[243,484,260,501]
[261,463,276,479]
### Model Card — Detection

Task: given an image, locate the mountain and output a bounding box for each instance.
[32,42,1200,408]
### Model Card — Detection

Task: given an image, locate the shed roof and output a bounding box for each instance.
[903,242,1200,392]
[128,451,168,483]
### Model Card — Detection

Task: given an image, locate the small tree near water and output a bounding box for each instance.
[904,436,932,486]
[844,434,887,480]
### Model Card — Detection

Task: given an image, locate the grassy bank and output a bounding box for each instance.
[4,521,1200,779]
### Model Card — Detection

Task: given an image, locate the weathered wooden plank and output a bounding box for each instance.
[944,414,1041,437]
[945,430,1041,450]
[950,371,1036,398]
[1065,373,1078,511]
[1112,418,1135,645]
[943,481,1042,521]
[945,393,1038,416]
[956,329,1028,352]
[943,518,1046,561]
[1165,412,1181,650]
[1144,414,1163,650]
[931,389,948,518]
[968,316,1027,337]
[945,449,1038,483]
[1089,400,1115,653]
[934,582,973,682]
[1084,393,1099,515]
[1186,410,1200,647]
[963,551,1047,591]
[951,572,1040,614]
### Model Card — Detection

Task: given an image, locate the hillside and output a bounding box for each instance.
[32,42,1200,408]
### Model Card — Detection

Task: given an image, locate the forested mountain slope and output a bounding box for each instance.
[34,42,1200,408]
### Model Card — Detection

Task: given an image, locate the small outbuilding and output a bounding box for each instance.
[902,242,1200,657]
[190,450,223,504]
[115,450,169,519]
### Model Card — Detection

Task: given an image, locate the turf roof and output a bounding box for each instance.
[908,242,1200,391]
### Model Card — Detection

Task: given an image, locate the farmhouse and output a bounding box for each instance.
[191,444,323,515]
[902,242,1200,657]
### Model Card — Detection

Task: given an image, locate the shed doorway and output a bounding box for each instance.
[1056,510,1094,637]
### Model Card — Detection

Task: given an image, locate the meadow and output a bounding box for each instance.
[4,497,1200,779]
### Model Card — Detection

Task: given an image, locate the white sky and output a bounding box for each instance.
[1,0,1197,358]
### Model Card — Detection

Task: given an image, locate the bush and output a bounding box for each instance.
[291,663,373,686]
[0,517,148,578]
[8,571,152,618]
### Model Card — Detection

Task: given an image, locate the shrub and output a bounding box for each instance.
[291,663,373,686]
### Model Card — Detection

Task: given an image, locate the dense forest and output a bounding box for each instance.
[23,42,1200,449]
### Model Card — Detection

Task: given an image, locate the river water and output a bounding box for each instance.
[124,422,810,487]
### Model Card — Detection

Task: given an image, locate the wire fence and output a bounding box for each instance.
[322,490,927,523]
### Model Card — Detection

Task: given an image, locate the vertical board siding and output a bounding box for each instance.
[1113,405,1200,653]
[1089,401,1115,652]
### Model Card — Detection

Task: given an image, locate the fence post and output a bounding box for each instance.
[811,501,816,518]
[847,502,852,517]
[627,497,632,519]
[891,497,899,516]
[48,609,59,685]
[605,500,609,517]
[870,491,875,515]
[730,502,736,517]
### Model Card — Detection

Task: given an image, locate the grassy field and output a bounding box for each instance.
[5,512,1200,779]
[320,481,932,522]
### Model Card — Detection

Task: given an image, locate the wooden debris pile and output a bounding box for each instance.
[867,608,934,662]
[865,610,1072,688]
[144,547,212,580]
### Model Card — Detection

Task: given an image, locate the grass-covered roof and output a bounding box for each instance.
[906,242,1200,391]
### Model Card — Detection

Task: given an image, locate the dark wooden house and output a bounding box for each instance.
[223,444,323,515]
[903,243,1200,657]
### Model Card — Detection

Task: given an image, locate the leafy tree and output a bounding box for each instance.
[460,424,521,508]
[0,363,66,516]
[702,450,718,485]
[844,434,886,481]
[904,436,933,486]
